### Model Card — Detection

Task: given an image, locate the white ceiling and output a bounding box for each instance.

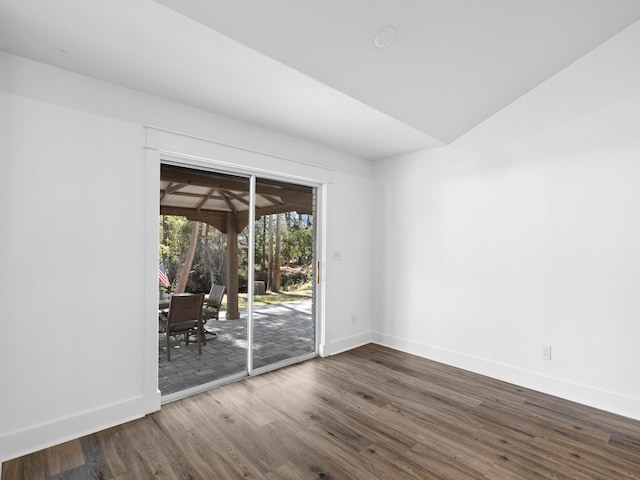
[1,0,640,160]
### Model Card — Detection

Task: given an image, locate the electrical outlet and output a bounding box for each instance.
[333,250,342,261]
[351,314,357,325]
[541,345,552,360]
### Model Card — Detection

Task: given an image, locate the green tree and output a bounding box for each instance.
[282,221,314,266]
[159,215,192,290]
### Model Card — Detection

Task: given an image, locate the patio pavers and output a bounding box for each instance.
[158,299,314,395]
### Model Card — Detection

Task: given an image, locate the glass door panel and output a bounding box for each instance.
[158,165,250,395]
[251,178,316,371]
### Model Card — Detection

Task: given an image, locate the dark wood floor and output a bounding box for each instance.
[5,344,640,479]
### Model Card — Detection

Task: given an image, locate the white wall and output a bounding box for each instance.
[0,52,373,462]
[373,20,640,420]
[323,172,374,354]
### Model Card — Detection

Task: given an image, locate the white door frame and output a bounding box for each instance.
[143,127,328,411]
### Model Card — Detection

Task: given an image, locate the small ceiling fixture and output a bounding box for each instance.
[374,26,397,48]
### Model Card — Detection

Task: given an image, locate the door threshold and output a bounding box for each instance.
[160,351,318,405]
[161,372,248,405]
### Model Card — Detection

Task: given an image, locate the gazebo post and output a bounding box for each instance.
[225,212,240,320]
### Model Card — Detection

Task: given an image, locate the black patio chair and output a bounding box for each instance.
[202,284,226,336]
[158,293,204,361]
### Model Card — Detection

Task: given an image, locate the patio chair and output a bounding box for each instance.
[158,293,204,361]
[202,284,226,336]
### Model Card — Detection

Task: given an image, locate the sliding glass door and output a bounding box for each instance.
[159,164,317,396]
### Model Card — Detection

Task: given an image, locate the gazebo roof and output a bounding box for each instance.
[160,165,313,232]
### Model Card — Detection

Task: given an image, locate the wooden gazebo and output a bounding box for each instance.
[160,165,313,319]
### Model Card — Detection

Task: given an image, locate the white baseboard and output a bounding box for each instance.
[0,391,160,468]
[372,331,640,422]
[320,331,372,357]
